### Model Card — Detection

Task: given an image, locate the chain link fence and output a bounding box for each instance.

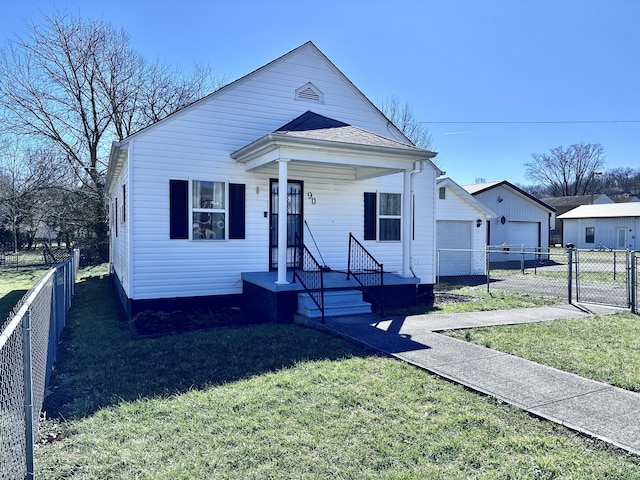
[0,250,79,480]
[436,247,638,312]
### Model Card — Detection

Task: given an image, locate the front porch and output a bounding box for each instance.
[241,270,422,323]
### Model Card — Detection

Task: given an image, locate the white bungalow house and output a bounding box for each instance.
[106,42,440,321]
[558,203,640,250]
[435,178,495,276]
[462,180,555,261]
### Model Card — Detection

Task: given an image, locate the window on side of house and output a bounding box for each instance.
[585,226,595,244]
[192,180,226,240]
[378,192,401,241]
[438,186,446,199]
[122,184,126,223]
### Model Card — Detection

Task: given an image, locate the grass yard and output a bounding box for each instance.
[391,285,558,317]
[448,313,640,393]
[33,266,640,478]
[0,265,50,320]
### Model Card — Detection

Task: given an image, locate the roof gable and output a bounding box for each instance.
[116,41,410,145]
[462,180,555,212]
[437,178,496,217]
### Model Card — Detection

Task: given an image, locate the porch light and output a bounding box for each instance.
[476,218,483,228]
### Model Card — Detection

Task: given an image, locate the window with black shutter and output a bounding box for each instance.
[169,180,189,239]
[229,183,246,239]
[364,192,376,240]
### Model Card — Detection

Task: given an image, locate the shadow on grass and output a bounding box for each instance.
[43,273,374,420]
[1,289,28,320]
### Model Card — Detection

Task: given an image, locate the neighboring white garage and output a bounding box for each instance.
[507,221,539,260]
[435,178,494,277]
[462,180,555,264]
[436,220,472,275]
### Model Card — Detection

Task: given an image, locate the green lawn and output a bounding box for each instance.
[448,313,640,393]
[33,267,640,478]
[0,265,50,320]
[391,285,558,317]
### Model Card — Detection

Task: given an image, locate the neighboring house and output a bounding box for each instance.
[610,194,640,204]
[542,194,613,246]
[106,42,440,320]
[462,180,555,261]
[435,178,495,276]
[557,203,640,250]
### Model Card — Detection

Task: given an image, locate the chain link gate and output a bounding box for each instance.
[571,249,636,310]
[436,247,637,313]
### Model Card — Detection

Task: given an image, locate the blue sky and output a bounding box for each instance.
[2,0,639,186]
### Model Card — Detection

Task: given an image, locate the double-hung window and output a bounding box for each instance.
[170,179,245,240]
[378,192,401,241]
[364,191,402,241]
[192,180,226,240]
[585,227,595,244]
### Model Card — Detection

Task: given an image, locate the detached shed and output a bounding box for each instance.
[463,181,555,261]
[436,178,495,276]
[558,203,640,250]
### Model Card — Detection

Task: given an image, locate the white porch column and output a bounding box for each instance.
[402,169,412,277]
[276,158,290,284]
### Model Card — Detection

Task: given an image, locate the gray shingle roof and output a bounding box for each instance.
[274,111,423,151]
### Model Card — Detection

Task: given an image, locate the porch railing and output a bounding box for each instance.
[293,234,325,323]
[346,233,384,316]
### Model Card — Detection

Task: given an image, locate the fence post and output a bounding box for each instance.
[22,310,35,480]
[567,248,573,304]
[486,245,490,293]
[436,249,440,288]
[631,251,637,314]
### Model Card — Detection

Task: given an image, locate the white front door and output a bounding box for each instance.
[616,227,627,249]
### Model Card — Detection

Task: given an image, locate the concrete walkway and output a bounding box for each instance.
[314,304,640,456]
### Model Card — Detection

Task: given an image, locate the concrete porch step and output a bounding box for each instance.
[297,289,372,319]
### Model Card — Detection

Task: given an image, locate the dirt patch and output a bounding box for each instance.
[130,307,244,339]
[433,292,480,305]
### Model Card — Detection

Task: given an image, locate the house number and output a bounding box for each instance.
[307,192,316,204]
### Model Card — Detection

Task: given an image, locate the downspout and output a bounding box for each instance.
[408,161,425,277]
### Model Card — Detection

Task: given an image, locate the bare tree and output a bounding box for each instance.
[600,167,640,196]
[0,11,225,258]
[525,143,606,196]
[0,142,66,251]
[377,95,434,150]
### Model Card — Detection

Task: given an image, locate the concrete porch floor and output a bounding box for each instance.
[241,270,421,292]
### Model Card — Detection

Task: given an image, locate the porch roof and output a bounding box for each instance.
[230,111,438,180]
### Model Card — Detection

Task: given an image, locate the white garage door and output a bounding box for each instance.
[436,221,472,275]
[507,221,538,258]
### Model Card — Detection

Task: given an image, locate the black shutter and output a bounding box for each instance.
[229,183,246,239]
[169,180,189,239]
[364,192,376,240]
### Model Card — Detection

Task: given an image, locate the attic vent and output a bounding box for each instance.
[295,82,324,103]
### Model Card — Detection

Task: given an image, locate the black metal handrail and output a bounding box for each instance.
[346,233,384,316]
[293,234,325,323]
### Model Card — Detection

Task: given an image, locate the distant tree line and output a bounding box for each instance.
[0,11,226,257]
[518,143,640,199]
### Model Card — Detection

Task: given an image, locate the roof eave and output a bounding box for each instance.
[231,133,437,164]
